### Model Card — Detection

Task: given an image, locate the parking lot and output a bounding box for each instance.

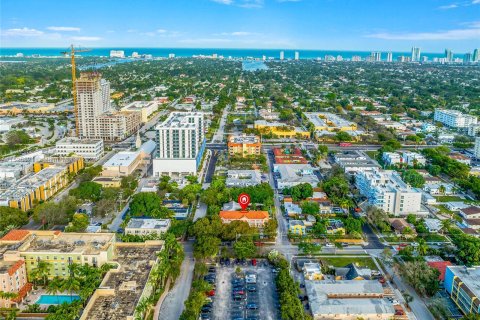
[209,260,280,320]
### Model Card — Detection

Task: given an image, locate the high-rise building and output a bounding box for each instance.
[294,51,299,60]
[351,55,361,62]
[473,48,479,62]
[76,72,141,141]
[434,109,478,128]
[336,55,343,61]
[370,52,381,61]
[280,51,284,60]
[411,47,421,62]
[445,49,453,62]
[153,112,206,176]
[262,55,266,61]
[444,266,480,317]
[110,50,125,58]
[168,53,175,58]
[422,56,428,62]
[386,52,393,62]
[464,53,473,63]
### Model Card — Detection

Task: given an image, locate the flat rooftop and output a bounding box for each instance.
[82,244,162,320]
[447,266,480,297]
[103,151,138,167]
[126,218,170,230]
[305,280,395,317]
[56,137,103,145]
[156,112,203,129]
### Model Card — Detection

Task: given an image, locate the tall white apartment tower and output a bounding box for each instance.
[371,52,382,61]
[445,49,453,62]
[473,49,479,62]
[411,47,421,62]
[386,52,393,62]
[294,51,299,60]
[280,51,284,60]
[153,112,206,176]
[76,73,107,138]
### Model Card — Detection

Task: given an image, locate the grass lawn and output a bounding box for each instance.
[319,256,378,270]
[434,195,465,202]
[434,205,456,217]
[423,234,448,242]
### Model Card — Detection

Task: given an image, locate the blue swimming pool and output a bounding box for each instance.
[36,294,80,304]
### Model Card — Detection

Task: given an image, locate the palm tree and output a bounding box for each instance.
[62,276,80,302]
[441,219,452,234]
[0,291,18,300]
[417,239,428,256]
[439,184,446,195]
[46,276,63,304]
[33,260,50,286]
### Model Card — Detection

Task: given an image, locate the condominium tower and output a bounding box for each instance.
[153,112,206,176]
[411,47,421,62]
[76,72,141,141]
[434,109,478,129]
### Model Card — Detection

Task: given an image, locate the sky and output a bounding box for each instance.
[1,0,479,52]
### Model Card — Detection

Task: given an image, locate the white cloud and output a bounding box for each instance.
[210,0,263,8]
[1,27,44,37]
[157,29,167,33]
[71,36,102,41]
[47,26,80,32]
[438,4,458,9]
[472,0,480,4]
[211,0,233,4]
[365,26,480,40]
[219,31,254,36]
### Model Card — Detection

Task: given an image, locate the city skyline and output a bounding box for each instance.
[1,0,479,51]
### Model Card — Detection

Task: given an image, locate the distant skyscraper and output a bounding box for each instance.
[280,51,284,60]
[294,51,299,60]
[397,56,406,62]
[473,49,479,62]
[168,53,175,58]
[422,56,428,62]
[386,52,393,62]
[411,47,421,62]
[336,55,343,61]
[370,52,381,61]
[445,49,453,62]
[464,53,473,63]
[351,55,361,62]
[262,55,266,61]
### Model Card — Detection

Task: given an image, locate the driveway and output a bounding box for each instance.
[158,242,194,320]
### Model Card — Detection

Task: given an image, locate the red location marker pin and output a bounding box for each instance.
[238,193,251,211]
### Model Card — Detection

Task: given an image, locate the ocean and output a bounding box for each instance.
[0,47,454,61]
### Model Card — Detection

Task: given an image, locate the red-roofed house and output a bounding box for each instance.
[427,261,453,281]
[219,211,269,228]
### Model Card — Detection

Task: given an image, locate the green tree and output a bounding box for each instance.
[0,206,28,231]
[402,170,425,188]
[335,131,352,142]
[121,175,138,191]
[233,239,257,259]
[69,181,102,201]
[300,201,319,215]
[65,213,89,232]
[193,236,221,258]
[130,192,162,216]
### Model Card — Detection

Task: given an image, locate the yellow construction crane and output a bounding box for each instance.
[61,45,91,137]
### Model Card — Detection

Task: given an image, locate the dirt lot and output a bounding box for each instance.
[212,261,280,320]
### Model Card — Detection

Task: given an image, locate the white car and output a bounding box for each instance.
[325,243,334,248]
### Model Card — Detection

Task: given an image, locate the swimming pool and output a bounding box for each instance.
[36,294,80,304]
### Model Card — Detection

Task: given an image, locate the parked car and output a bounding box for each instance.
[246,303,258,310]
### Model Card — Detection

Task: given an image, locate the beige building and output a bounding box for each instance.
[121,101,159,123]
[76,72,141,141]
[102,140,156,177]
[227,134,261,157]
[0,258,31,308]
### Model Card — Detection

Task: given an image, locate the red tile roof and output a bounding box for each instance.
[11,283,33,303]
[427,261,453,281]
[8,260,25,276]
[219,211,269,220]
[0,230,30,242]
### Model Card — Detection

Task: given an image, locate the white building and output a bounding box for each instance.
[434,109,477,129]
[402,151,426,166]
[386,52,393,62]
[295,51,300,60]
[424,218,442,233]
[411,47,421,62]
[153,112,206,176]
[0,118,27,132]
[274,164,319,189]
[382,152,402,166]
[356,168,422,215]
[121,101,159,123]
[125,218,171,236]
[475,137,480,159]
[55,137,104,161]
[226,170,262,187]
[110,50,125,58]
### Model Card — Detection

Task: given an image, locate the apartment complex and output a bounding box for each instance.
[254,120,310,139]
[153,112,206,176]
[0,257,30,308]
[227,134,261,157]
[76,72,141,141]
[304,112,358,131]
[356,168,422,215]
[121,101,159,123]
[444,266,480,316]
[125,218,171,236]
[55,137,104,161]
[0,157,84,211]
[434,109,478,129]
[226,170,262,187]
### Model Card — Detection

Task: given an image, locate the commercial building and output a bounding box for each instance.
[305,280,395,320]
[102,140,156,177]
[356,168,422,215]
[411,47,421,62]
[121,101,159,123]
[153,112,206,176]
[125,218,171,236]
[274,164,319,189]
[0,157,84,211]
[254,120,310,139]
[434,109,477,129]
[304,112,357,132]
[219,211,269,228]
[76,72,141,141]
[227,134,261,157]
[444,266,480,316]
[55,137,104,161]
[334,151,379,174]
[273,147,308,164]
[226,170,262,187]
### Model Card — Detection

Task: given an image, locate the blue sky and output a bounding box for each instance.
[1,0,479,52]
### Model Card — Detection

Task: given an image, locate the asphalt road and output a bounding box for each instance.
[204,150,219,183]
[158,242,194,320]
[362,223,386,249]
